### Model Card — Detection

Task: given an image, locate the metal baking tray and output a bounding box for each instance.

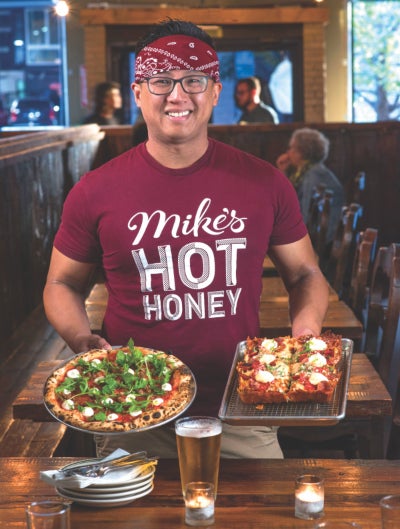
[218,338,353,426]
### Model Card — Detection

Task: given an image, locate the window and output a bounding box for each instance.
[350,0,400,122]
[0,2,67,128]
[25,8,61,65]
[213,50,294,125]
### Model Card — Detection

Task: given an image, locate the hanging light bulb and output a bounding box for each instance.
[54,1,69,17]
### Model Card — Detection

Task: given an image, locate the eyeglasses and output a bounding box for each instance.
[144,75,210,95]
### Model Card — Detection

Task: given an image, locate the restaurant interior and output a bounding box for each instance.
[1,0,400,527]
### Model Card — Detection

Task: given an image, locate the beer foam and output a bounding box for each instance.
[176,418,222,438]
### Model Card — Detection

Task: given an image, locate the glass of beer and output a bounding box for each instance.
[175,416,222,497]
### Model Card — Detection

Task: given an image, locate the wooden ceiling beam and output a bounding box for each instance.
[80,6,329,26]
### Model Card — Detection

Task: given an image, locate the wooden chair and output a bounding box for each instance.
[347,228,378,319]
[370,256,400,457]
[362,243,400,357]
[307,186,333,265]
[351,171,366,207]
[324,202,363,299]
[279,251,400,459]
[386,258,400,457]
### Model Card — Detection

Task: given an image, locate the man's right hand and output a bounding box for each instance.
[73,333,112,354]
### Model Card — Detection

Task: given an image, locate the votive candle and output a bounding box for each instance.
[184,482,215,526]
[295,474,324,520]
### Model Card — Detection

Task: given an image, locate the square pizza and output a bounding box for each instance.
[236,331,342,404]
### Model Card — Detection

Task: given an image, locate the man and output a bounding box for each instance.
[235,77,279,124]
[43,19,328,459]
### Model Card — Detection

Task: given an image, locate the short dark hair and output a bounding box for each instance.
[94,81,120,114]
[236,77,261,95]
[135,18,216,54]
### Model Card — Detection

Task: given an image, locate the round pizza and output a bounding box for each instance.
[43,340,196,433]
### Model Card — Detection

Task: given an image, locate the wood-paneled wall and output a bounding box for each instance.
[97,121,400,248]
[0,125,104,347]
[1,121,399,349]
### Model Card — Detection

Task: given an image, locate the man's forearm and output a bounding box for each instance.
[43,281,92,352]
[288,271,329,337]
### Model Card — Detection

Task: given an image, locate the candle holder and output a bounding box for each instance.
[295,474,324,520]
[184,481,215,526]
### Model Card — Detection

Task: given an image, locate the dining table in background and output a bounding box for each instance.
[84,277,363,340]
[263,254,278,276]
[0,457,399,528]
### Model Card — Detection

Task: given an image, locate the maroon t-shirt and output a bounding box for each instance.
[54,138,306,414]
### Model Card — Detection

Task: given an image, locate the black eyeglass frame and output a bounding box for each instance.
[142,75,210,95]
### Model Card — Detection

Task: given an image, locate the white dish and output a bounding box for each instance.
[56,483,154,508]
[59,459,156,486]
[84,474,154,493]
[59,478,154,498]
[88,468,155,489]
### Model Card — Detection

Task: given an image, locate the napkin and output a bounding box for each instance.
[40,449,155,489]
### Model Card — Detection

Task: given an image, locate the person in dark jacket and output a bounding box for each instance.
[83,81,124,125]
[276,127,345,244]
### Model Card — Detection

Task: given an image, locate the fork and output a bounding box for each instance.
[61,451,158,477]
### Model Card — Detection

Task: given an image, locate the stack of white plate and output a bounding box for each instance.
[56,464,156,508]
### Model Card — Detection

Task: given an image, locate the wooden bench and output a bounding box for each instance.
[0,305,72,457]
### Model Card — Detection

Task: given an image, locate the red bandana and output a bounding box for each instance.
[135,35,220,83]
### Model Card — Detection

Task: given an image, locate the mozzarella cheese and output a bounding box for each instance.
[107,413,119,421]
[307,338,327,351]
[255,370,275,384]
[91,358,101,365]
[260,353,277,365]
[82,407,95,417]
[309,372,329,385]
[66,368,80,379]
[307,353,327,367]
[62,399,75,410]
[102,397,114,405]
[261,339,278,351]
[161,382,172,392]
[153,397,164,406]
[125,394,136,402]
[130,410,142,417]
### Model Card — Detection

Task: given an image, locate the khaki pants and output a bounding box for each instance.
[95,423,283,459]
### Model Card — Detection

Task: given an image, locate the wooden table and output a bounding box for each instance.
[259,300,363,340]
[262,276,339,302]
[85,280,361,339]
[0,457,398,528]
[263,254,278,276]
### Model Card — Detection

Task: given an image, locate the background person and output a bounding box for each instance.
[43,19,328,460]
[235,76,279,124]
[276,127,345,245]
[83,81,124,125]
